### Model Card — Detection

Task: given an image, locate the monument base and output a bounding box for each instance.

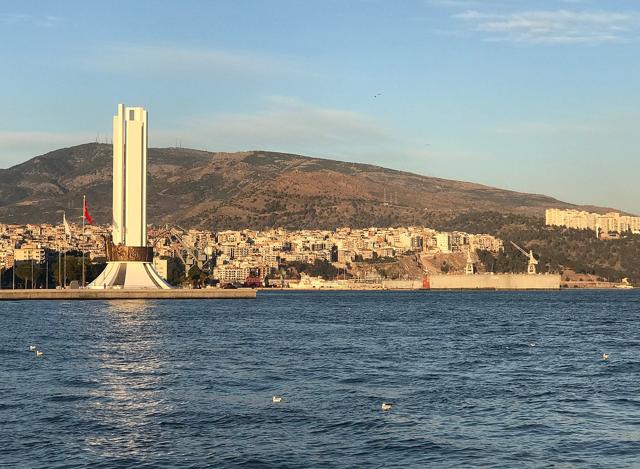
[88,261,171,289]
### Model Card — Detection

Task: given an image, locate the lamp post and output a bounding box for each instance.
[57,209,69,289]
[58,241,61,289]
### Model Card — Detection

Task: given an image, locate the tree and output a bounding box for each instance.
[167,258,185,286]
[331,245,338,262]
[188,265,204,288]
[52,256,83,286]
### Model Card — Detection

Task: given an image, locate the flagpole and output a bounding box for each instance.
[82,195,86,288]
[58,238,61,289]
[63,211,67,289]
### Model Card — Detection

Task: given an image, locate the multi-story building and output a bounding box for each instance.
[153,258,169,280]
[435,233,451,253]
[546,208,640,235]
[14,243,46,263]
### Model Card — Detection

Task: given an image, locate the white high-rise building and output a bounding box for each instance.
[89,104,171,289]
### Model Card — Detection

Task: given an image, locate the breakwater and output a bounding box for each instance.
[427,273,561,290]
[0,288,256,301]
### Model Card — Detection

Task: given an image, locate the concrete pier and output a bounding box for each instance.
[0,289,257,301]
[427,273,561,290]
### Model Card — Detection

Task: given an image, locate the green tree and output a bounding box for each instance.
[13,261,44,288]
[167,258,186,286]
[188,265,204,288]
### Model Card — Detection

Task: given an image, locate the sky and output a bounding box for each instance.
[1,0,638,212]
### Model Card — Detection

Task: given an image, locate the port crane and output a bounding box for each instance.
[151,225,213,277]
[510,241,538,275]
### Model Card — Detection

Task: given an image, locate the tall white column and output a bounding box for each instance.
[112,104,148,247]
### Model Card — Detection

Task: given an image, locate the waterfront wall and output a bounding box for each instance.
[382,280,424,290]
[0,289,257,301]
[428,274,561,290]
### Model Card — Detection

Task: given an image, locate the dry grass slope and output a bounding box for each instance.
[0,143,619,229]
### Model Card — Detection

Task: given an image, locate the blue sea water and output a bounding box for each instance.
[1,290,640,468]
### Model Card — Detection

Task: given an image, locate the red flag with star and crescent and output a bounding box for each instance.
[83,198,94,225]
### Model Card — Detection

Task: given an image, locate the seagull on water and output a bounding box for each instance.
[35,350,44,357]
[381,402,393,411]
[272,395,283,403]
[602,353,609,360]
[29,345,36,352]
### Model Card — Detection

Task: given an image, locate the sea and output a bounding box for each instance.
[1,290,639,468]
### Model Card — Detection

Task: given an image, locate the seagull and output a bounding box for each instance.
[529,342,536,347]
[35,350,44,357]
[381,402,393,411]
[602,353,609,360]
[374,93,382,98]
[29,345,36,352]
[272,395,283,403]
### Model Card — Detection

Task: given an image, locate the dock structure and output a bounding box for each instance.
[426,273,561,290]
[0,289,256,301]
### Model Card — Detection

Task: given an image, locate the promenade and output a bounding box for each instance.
[0,288,257,301]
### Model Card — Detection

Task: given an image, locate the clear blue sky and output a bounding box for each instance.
[1,0,638,212]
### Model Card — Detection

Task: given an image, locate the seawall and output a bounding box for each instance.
[0,289,257,301]
[382,280,424,290]
[428,274,561,290]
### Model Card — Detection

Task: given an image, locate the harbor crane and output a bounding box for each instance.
[510,241,538,275]
[151,225,213,277]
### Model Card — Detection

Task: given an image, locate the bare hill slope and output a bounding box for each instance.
[0,143,615,229]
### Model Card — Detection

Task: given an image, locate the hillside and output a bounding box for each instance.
[430,211,640,283]
[0,143,618,229]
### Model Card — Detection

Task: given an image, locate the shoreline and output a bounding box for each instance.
[0,288,257,301]
[259,287,633,292]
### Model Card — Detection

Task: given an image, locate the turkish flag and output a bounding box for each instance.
[83,198,94,225]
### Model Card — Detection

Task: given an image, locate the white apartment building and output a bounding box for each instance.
[435,233,451,253]
[546,208,640,234]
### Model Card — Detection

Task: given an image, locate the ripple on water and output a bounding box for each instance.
[1,290,640,467]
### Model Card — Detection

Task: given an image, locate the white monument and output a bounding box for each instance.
[88,104,171,289]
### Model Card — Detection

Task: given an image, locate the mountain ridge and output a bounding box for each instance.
[0,143,621,229]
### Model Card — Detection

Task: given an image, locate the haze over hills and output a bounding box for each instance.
[0,143,619,230]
